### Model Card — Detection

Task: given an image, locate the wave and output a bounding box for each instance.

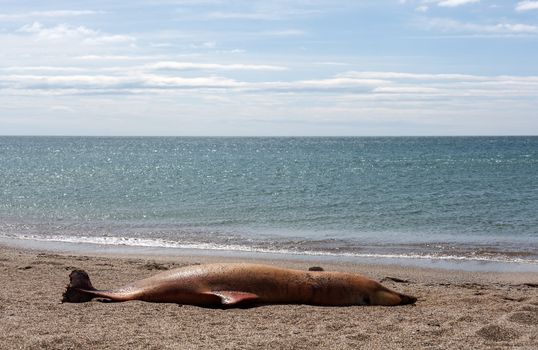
[4,232,538,265]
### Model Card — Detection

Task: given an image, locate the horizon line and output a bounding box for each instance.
[1,134,537,138]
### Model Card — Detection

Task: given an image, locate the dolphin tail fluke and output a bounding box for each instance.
[62,269,140,303]
[62,269,97,303]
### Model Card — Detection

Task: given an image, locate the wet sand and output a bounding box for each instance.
[1,244,537,349]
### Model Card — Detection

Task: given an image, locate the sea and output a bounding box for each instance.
[1,136,537,270]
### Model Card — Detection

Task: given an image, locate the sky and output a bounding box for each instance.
[1,0,537,136]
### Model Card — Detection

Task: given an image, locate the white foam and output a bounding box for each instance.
[5,233,538,265]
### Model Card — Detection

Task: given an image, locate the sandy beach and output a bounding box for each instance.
[1,244,537,349]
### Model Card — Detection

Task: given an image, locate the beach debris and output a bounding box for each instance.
[381,276,410,284]
[497,295,527,302]
[141,261,170,271]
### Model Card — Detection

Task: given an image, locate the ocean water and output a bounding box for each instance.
[1,136,537,265]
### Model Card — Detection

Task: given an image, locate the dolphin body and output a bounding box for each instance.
[62,263,416,307]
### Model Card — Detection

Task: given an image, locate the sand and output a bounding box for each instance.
[1,244,537,349]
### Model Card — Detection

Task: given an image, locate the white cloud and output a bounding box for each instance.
[258,29,305,37]
[17,22,135,44]
[413,0,479,8]
[516,1,538,11]
[19,22,95,39]
[2,70,537,135]
[1,60,287,76]
[206,12,283,20]
[436,0,479,7]
[191,7,322,21]
[372,86,440,94]
[75,55,167,61]
[3,74,130,88]
[418,18,538,34]
[342,71,538,83]
[3,70,537,100]
[340,71,482,81]
[0,10,100,21]
[146,61,287,71]
[2,66,89,73]
[84,34,135,45]
[190,41,217,49]
[0,73,243,91]
[50,105,76,113]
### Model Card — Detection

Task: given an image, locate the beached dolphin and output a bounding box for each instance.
[62,263,416,307]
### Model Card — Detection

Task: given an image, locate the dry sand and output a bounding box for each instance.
[1,244,537,349]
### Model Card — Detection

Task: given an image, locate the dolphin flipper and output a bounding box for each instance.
[205,291,259,305]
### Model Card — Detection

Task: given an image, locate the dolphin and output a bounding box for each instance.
[62,263,416,307]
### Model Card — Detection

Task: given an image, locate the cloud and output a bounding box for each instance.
[146,61,287,71]
[436,0,479,7]
[516,1,538,12]
[184,7,323,21]
[335,71,538,99]
[189,41,217,49]
[0,60,287,76]
[2,66,89,73]
[75,55,166,61]
[0,73,385,94]
[0,73,243,91]
[84,34,135,45]
[372,86,440,94]
[17,22,135,44]
[407,0,479,8]
[206,11,285,20]
[417,17,538,35]
[340,71,538,83]
[49,105,76,113]
[19,22,94,39]
[257,30,305,37]
[2,70,537,135]
[0,10,100,21]
[2,69,537,101]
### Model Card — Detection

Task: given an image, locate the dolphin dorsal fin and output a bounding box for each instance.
[308,266,324,271]
[205,291,259,305]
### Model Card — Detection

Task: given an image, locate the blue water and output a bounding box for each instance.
[1,136,537,264]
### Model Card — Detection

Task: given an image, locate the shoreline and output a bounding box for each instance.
[2,243,538,349]
[2,235,538,273]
